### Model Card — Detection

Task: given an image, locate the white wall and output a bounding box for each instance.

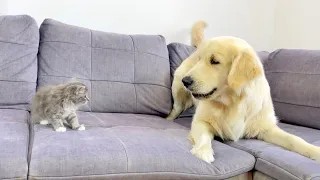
[6,0,276,51]
[4,0,320,50]
[274,0,320,49]
[0,0,8,15]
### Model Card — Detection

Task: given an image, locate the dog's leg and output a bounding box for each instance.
[258,126,320,162]
[166,74,193,120]
[189,119,215,163]
[166,51,200,120]
[166,62,200,120]
[166,91,193,120]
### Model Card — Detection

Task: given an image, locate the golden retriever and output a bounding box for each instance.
[166,21,320,163]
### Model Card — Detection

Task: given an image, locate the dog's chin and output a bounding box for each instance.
[191,88,217,100]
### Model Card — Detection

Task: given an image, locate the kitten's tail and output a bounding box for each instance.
[191,20,207,48]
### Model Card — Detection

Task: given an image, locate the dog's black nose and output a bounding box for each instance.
[182,76,193,88]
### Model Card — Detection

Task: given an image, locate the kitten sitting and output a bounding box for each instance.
[31,80,89,132]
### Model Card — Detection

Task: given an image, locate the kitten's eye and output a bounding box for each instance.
[210,56,220,65]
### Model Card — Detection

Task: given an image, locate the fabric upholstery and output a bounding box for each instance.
[227,123,320,180]
[258,51,270,64]
[0,109,30,179]
[174,116,193,128]
[265,49,320,130]
[37,19,172,116]
[0,15,39,110]
[29,112,255,180]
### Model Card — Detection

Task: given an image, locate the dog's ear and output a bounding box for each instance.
[227,50,262,90]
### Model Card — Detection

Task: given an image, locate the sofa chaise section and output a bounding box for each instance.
[227,123,320,180]
[168,43,320,180]
[227,49,320,180]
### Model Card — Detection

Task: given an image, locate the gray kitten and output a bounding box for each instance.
[31,80,89,132]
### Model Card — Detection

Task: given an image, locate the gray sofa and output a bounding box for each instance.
[0,15,319,180]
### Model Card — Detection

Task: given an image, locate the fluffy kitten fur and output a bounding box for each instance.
[31,80,89,132]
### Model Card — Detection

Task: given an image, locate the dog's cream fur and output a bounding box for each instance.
[167,21,320,163]
[191,20,207,47]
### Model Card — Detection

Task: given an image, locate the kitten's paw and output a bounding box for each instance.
[77,124,85,131]
[40,120,49,125]
[55,127,66,132]
[191,146,215,163]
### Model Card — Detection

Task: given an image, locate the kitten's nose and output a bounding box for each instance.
[182,76,193,88]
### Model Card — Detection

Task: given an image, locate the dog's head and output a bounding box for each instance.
[182,36,263,100]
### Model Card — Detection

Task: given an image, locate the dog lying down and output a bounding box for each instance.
[166,21,320,163]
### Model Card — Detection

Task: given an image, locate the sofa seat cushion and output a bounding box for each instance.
[29,112,255,180]
[227,123,320,180]
[174,116,193,128]
[0,109,30,179]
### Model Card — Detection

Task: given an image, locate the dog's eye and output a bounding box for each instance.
[210,57,220,65]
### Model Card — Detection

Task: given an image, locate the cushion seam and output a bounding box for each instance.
[40,41,169,60]
[0,121,28,124]
[0,40,38,46]
[257,158,301,180]
[27,111,33,180]
[274,100,320,109]
[1,50,37,69]
[81,125,186,131]
[268,49,282,60]
[27,164,253,179]
[0,103,29,107]
[0,80,36,83]
[12,19,34,40]
[266,71,320,75]
[110,129,129,173]
[39,74,171,90]
[1,177,26,180]
[229,143,305,180]
[90,29,93,112]
[129,35,138,113]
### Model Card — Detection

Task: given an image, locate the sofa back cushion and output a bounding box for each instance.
[37,19,172,116]
[265,49,320,129]
[168,42,269,117]
[0,15,39,110]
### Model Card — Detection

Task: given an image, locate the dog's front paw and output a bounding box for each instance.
[310,146,320,163]
[165,115,175,121]
[77,124,85,131]
[55,127,66,132]
[191,146,215,163]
